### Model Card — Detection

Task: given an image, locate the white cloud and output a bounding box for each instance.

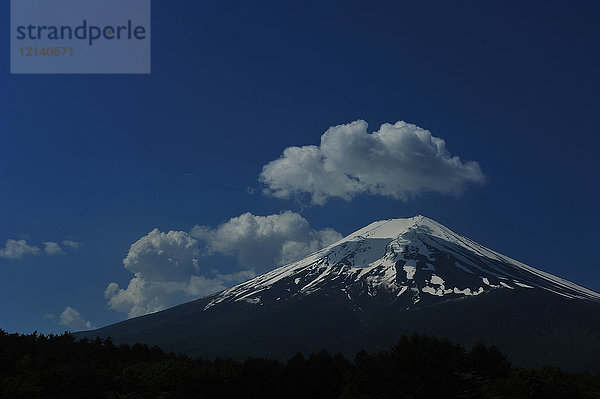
[43,241,65,256]
[0,238,82,260]
[122,229,201,282]
[59,306,93,330]
[62,240,83,249]
[0,239,40,259]
[105,275,237,318]
[105,229,256,318]
[191,211,343,272]
[259,120,485,205]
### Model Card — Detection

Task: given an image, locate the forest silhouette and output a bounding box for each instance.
[1,329,599,398]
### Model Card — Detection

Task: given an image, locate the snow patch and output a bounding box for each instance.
[453,287,472,295]
[514,281,534,289]
[403,265,416,280]
[430,275,445,285]
[422,286,443,296]
[454,262,474,274]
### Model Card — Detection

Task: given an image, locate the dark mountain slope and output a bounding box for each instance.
[79,216,600,372]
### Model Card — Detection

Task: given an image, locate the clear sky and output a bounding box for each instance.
[1,1,599,333]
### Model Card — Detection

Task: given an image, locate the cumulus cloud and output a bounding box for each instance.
[0,238,82,260]
[259,120,485,205]
[107,212,341,318]
[105,229,256,318]
[43,241,65,256]
[122,229,201,282]
[105,275,238,318]
[0,239,40,259]
[59,306,93,330]
[62,240,83,249]
[191,211,343,271]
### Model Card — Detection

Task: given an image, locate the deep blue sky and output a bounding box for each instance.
[1,0,599,333]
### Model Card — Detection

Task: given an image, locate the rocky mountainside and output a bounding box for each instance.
[203,215,599,309]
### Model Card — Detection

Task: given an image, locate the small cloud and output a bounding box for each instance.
[43,313,56,320]
[59,306,94,330]
[62,240,83,249]
[0,239,40,259]
[43,242,65,256]
[246,187,256,195]
[184,172,195,177]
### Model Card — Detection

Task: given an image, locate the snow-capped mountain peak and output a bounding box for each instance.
[204,216,600,311]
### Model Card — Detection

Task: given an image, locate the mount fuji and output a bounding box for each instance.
[80,216,600,371]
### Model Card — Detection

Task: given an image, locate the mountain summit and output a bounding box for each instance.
[81,216,600,371]
[205,215,599,311]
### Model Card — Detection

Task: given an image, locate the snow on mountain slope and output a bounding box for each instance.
[204,216,600,310]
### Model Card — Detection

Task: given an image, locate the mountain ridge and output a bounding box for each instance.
[202,215,599,312]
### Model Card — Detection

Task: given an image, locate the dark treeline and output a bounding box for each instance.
[1,330,600,398]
